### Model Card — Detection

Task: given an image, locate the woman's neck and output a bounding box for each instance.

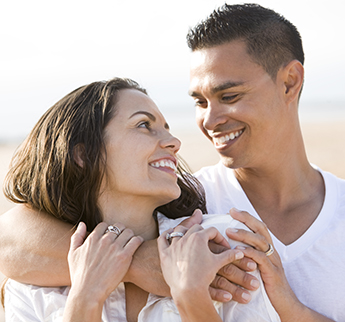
[99,193,159,241]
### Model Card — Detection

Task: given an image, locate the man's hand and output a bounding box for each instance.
[226,208,335,322]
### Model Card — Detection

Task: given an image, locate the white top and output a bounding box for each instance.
[5,214,280,322]
[195,162,345,321]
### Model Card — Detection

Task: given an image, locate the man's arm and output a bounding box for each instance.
[0,204,72,286]
[0,205,258,303]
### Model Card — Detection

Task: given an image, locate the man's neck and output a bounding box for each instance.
[234,159,325,245]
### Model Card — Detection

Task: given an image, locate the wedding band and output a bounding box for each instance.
[166,231,184,243]
[264,243,274,256]
[105,225,122,237]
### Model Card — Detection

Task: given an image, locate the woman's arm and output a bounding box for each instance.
[158,224,245,322]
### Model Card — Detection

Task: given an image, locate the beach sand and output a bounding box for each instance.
[0,120,344,320]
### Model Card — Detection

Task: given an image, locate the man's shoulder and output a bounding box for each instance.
[195,162,234,181]
[319,168,345,194]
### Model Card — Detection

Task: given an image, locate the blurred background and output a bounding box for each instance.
[1,0,344,320]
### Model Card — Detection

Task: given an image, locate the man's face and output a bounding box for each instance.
[189,40,288,170]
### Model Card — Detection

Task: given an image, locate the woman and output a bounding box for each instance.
[2,77,248,321]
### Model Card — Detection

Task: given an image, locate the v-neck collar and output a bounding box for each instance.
[220,163,338,263]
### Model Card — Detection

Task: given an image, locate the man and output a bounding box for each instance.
[186,4,344,321]
[0,4,343,321]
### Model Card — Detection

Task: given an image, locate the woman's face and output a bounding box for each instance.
[101,89,182,207]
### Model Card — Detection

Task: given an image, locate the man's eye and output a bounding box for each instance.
[194,100,207,108]
[222,94,238,102]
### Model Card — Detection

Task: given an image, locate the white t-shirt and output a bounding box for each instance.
[195,161,345,322]
[5,214,280,322]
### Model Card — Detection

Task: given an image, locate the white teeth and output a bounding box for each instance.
[150,159,177,172]
[214,130,243,145]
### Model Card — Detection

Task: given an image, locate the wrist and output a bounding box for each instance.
[64,290,103,322]
[68,285,106,309]
[172,288,221,322]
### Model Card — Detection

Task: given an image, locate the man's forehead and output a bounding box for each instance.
[190,50,207,69]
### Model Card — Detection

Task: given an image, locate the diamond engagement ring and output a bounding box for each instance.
[264,243,274,256]
[166,231,184,243]
[105,225,122,237]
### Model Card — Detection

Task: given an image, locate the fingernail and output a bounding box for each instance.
[236,246,246,250]
[242,292,251,302]
[247,261,257,270]
[250,279,260,288]
[231,207,241,212]
[235,251,244,260]
[227,228,238,233]
[223,293,232,301]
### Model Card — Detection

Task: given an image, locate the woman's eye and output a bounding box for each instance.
[138,121,151,129]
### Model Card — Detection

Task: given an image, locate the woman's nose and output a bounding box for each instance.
[161,133,181,153]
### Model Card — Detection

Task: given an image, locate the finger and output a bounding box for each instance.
[169,225,190,244]
[103,222,126,241]
[232,255,257,272]
[69,222,87,252]
[229,208,272,242]
[178,209,203,229]
[238,245,281,269]
[90,222,110,238]
[123,235,145,254]
[210,276,252,304]
[226,227,269,252]
[217,262,260,291]
[203,227,231,248]
[209,286,232,303]
[157,228,173,253]
[216,248,244,269]
[115,228,137,247]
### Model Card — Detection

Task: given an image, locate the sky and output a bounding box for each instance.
[1,0,344,141]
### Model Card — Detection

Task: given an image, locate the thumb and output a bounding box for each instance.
[217,249,244,268]
[69,222,87,252]
[179,209,203,229]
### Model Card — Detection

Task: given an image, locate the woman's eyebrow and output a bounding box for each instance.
[130,110,169,129]
[129,111,156,121]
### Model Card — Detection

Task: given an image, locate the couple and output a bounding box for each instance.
[1,3,344,322]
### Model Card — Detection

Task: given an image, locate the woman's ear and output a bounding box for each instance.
[73,144,85,168]
[282,60,304,103]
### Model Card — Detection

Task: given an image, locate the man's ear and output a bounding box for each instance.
[281,60,304,103]
[73,144,85,168]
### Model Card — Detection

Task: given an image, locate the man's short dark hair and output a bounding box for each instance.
[186,3,304,79]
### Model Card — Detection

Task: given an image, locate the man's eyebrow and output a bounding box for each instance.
[188,81,244,97]
[130,111,169,129]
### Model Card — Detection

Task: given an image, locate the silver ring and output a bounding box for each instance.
[105,225,122,237]
[264,243,274,256]
[166,231,184,243]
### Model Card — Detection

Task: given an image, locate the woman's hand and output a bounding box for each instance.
[63,222,144,322]
[157,224,244,322]
[170,209,259,303]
